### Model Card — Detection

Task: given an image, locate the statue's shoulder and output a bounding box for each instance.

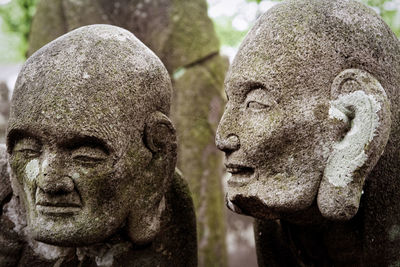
[153,169,197,267]
[0,144,24,267]
[0,144,11,206]
[120,169,197,267]
[170,169,196,215]
[254,219,300,267]
[169,169,197,234]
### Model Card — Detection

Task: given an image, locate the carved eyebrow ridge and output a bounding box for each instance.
[61,136,110,155]
[246,81,266,91]
[7,129,42,153]
[237,81,267,95]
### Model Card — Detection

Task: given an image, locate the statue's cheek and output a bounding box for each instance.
[24,159,40,183]
[72,166,117,205]
[10,156,35,185]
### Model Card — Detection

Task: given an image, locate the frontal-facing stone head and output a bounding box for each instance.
[7,24,176,246]
[216,0,400,221]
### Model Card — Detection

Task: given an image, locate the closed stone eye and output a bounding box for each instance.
[15,148,41,159]
[12,138,42,159]
[244,88,275,111]
[71,146,108,166]
[246,101,270,110]
[73,155,104,164]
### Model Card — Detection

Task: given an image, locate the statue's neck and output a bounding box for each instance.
[281,218,364,266]
[21,230,140,266]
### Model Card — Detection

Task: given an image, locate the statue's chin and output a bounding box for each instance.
[31,229,97,247]
[228,194,324,224]
[26,205,129,247]
[227,194,282,220]
[28,219,118,247]
[226,170,321,220]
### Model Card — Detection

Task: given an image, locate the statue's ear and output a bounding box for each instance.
[128,111,177,245]
[317,69,391,221]
[144,111,177,160]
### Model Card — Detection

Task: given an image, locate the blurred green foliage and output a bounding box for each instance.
[363,0,400,36]
[214,16,248,47]
[0,0,37,41]
[0,0,38,62]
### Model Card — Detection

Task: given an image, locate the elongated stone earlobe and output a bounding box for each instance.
[318,69,391,220]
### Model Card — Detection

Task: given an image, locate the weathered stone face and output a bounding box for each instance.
[216,0,400,222]
[216,48,341,219]
[7,25,175,246]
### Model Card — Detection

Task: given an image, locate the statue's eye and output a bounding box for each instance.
[12,138,42,159]
[246,101,269,110]
[73,155,104,164]
[72,146,108,166]
[244,88,275,112]
[16,149,41,158]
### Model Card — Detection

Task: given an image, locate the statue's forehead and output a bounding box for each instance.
[11,54,149,122]
[225,45,301,100]
[8,81,144,151]
[8,106,125,148]
[225,19,337,101]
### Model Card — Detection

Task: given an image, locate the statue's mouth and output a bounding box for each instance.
[36,204,82,216]
[35,188,82,216]
[225,164,255,186]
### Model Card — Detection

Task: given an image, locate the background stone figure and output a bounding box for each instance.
[1,24,196,266]
[216,0,400,266]
[27,1,229,265]
[0,82,9,143]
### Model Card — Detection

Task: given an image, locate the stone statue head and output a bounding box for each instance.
[216,0,400,222]
[7,25,176,246]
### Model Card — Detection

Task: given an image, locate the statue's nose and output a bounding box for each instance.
[216,134,240,152]
[215,105,241,153]
[38,174,74,194]
[37,153,74,194]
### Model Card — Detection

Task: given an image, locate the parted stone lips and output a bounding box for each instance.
[35,187,82,216]
[225,163,255,186]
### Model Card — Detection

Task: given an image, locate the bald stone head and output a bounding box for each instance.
[7,25,176,246]
[216,0,400,222]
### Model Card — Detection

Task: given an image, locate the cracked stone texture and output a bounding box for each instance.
[2,25,197,266]
[216,0,400,266]
[28,1,228,265]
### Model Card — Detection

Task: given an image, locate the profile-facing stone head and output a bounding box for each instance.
[216,0,400,222]
[7,24,176,246]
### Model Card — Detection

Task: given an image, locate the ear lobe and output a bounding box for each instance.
[128,111,176,245]
[317,69,391,220]
[144,111,177,194]
[127,196,166,245]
